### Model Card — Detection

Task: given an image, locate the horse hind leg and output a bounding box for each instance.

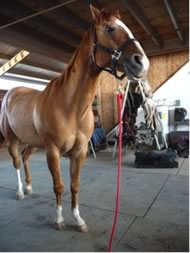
[8,138,24,200]
[21,145,37,195]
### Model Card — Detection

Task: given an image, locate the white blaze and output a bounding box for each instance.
[115,19,134,39]
[115,18,150,72]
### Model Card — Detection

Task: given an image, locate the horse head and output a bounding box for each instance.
[90,5,149,80]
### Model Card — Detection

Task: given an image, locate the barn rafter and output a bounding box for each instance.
[0,0,188,80]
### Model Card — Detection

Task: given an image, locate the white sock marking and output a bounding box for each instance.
[55,205,64,224]
[16,169,24,195]
[73,205,85,226]
[26,184,32,191]
[25,184,33,194]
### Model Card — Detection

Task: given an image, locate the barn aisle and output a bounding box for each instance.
[0,147,188,252]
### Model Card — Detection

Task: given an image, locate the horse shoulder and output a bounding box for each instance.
[78,109,94,139]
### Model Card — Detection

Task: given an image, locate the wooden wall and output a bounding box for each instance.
[147,50,189,91]
[96,71,119,132]
[97,50,189,132]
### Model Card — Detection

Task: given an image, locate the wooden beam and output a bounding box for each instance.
[39,0,89,31]
[122,0,162,47]
[82,0,102,9]
[0,0,78,30]
[0,28,72,62]
[0,12,75,54]
[0,2,81,45]
[163,0,185,43]
[32,17,81,45]
[53,7,89,31]
[143,37,188,56]
[3,69,57,81]
[0,50,30,76]
[0,52,63,74]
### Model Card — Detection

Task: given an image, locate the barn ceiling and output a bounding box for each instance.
[0,0,189,80]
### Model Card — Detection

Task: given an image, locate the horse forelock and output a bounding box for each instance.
[99,9,112,20]
[95,8,121,23]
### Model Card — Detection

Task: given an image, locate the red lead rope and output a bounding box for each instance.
[108,90,123,252]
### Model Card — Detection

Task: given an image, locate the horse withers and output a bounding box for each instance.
[0,5,149,232]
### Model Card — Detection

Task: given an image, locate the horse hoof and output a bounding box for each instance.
[25,187,33,195]
[16,193,25,200]
[77,224,89,233]
[54,222,65,231]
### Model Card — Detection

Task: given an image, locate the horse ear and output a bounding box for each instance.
[90,4,101,20]
[114,10,121,19]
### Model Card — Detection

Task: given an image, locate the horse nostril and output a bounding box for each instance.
[133,54,143,67]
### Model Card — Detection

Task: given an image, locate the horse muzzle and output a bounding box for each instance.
[123,53,150,81]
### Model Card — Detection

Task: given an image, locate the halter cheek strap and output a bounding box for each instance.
[92,27,139,80]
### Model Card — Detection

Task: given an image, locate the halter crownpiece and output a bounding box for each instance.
[92,25,139,80]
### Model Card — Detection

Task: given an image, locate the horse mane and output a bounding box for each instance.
[66,22,95,70]
[43,22,95,92]
[45,22,95,91]
[42,50,80,92]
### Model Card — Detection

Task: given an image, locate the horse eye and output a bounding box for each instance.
[105,26,114,33]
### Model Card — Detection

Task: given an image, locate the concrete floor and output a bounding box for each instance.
[0,146,189,252]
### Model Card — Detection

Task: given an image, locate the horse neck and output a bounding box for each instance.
[46,25,101,115]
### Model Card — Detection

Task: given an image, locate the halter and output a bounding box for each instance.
[92,26,139,80]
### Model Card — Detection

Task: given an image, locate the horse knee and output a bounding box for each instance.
[71,183,79,194]
[54,183,64,195]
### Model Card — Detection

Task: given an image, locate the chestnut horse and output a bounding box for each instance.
[0,5,149,232]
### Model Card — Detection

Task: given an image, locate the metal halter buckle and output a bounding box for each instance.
[112,50,122,60]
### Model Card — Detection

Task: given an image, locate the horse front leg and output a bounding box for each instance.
[22,145,38,195]
[70,146,88,233]
[47,146,64,230]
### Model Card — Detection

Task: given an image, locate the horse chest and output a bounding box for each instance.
[59,132,75,149]
[59,131,88,156]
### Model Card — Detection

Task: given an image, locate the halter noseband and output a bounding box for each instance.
[92,26,138,80]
